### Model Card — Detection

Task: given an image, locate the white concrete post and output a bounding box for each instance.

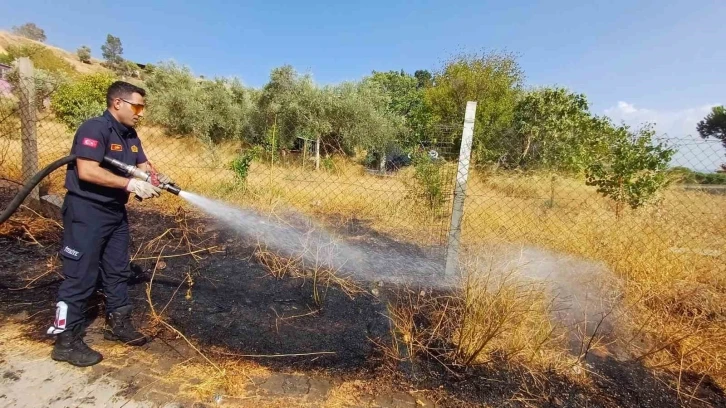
[444,101,477,277]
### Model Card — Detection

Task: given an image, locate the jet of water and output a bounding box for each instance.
[178,191,447,286]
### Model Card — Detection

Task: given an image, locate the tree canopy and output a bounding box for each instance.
[12,23,46,42]
[697,105,726,150]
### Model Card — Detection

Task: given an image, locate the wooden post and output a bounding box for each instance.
[18,57,40,204]
[444,101,477,277]
[315,136,320,170]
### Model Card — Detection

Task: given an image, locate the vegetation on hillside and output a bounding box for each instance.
[11,23,46,42]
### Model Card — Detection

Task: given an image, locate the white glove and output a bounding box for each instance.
[126,178,161,199]
[155,172,174,185]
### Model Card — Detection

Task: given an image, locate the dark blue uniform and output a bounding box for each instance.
[49,111,148,334]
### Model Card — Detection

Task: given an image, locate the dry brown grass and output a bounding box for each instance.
[2,118,725,390]
[376,253,575,378]
[0,30,111,75]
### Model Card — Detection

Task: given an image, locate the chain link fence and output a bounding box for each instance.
[1,65,724,279]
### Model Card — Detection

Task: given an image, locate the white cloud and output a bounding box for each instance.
[603,101,725,172]
[604,101,716,139]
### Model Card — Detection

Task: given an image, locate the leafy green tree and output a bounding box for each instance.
[697,105,726,151]
[365,70,430,145]
[255,65,328,150]
[144,61,254,143]
[77,46,91,63]
[509,87,597,171]
[414,70,432,89]
[51,73,116,128]
[101,34,124,69]
[425,52,524,163]
[12,23,46,42]
[586,124,675,218]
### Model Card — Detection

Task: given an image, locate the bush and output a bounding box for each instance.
[668,166,726,185]
[145,62,254,143]
[586,125,675,217]
[229,147,262,184]
[51,73,116,129]
[77,46,91,64]
[411,150,446,210]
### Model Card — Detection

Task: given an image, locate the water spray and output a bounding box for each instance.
[0,154,184,224]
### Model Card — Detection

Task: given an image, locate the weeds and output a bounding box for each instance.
[377,255,571,375]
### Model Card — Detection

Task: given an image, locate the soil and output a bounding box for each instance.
[1,192,725,407]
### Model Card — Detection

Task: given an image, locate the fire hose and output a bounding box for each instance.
[0,155,181,224]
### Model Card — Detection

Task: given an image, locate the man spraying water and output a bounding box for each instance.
[47,81,174,367]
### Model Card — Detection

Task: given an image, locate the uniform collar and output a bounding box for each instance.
[103,110,131,137]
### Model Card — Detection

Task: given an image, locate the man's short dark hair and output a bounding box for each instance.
[106,81,146,107]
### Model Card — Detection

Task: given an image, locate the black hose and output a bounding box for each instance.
[0,154,76,224]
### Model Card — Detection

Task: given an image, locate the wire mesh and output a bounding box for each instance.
[0,73,724,278]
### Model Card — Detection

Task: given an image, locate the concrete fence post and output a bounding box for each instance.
[444,101,477,277]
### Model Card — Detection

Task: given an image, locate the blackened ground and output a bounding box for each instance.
[1,194,725,407]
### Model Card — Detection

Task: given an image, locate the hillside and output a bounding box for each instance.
[0,30,110,75]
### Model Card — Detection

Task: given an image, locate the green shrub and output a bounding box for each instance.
[229,147,262,184]
[412,151,446,210]
[51,73,116,129]
[586,125,675,217]
[145,62,254,143]
[77,46,91,64]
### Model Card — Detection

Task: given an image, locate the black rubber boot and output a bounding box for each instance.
[104,305,148,346]
[51,325,103,367]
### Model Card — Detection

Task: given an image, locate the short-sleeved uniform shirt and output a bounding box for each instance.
[64,110,148,206]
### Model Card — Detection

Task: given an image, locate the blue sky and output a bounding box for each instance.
[1,0,725,169]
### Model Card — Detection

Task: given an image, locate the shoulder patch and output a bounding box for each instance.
[82,138,98,148]
[110,144,123,151]
[131,145,139,153]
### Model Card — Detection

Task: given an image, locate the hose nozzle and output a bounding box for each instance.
[103,156,182,196]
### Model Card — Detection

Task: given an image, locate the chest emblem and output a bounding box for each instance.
[131,145,139,153]
[110,144,123,152]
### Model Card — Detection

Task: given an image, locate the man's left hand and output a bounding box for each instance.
[155,172,174,185]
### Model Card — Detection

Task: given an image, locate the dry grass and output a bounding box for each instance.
[376,253,574,377]
[2,118,725,390]
[0,30,111,75]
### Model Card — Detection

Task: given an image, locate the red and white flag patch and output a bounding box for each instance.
[82,138,99,148]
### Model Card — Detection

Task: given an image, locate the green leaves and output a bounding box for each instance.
[101,35,124,69]
[144,62,253,143]
[585,125,675,216]
[77,46,91,64]
[509,87,594,171]
[424,52,524,162]
[51,73,114,128]
[697,105,726,150]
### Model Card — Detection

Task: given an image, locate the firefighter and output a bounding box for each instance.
[47,81,172,367]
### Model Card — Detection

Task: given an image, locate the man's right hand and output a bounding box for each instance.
[126,179,161,199]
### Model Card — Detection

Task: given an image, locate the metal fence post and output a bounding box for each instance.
[444,101,477,277]
[18,57,40,204]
